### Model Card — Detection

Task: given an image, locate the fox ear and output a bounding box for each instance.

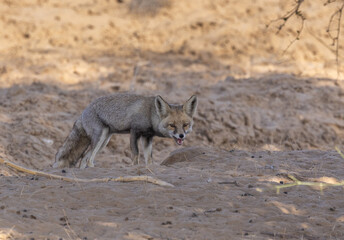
[155,95,170,118]
[183,95,198,117]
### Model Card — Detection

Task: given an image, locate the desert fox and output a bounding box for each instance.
[53,93,198,168]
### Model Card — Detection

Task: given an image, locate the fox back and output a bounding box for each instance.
[82,94,159,136]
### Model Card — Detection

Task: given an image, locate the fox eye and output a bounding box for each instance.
[183,123,189,128]
[169,123,176,128]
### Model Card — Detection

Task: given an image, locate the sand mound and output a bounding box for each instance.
[161,147,209,166]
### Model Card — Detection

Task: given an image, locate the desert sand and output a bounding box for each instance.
[1,0,344,239]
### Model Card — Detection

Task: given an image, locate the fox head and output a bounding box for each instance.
[155,95,198,145]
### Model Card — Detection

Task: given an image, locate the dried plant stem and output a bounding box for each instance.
[274,146,344,193]
[335,146,344,158]
[0,158,174,187]
[327,2,344,78]
[267,0,305,33]
[268,0,344,76]
[275,174,344,194]
[266,0,306,54]
[62,209,80,240]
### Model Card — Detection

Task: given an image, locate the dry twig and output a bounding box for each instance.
[266,0,306,53]
[268,0,344,76]
[274,174,344,194]
[274,147,344,193]
[0,158,174,187]
[326,1,344,77]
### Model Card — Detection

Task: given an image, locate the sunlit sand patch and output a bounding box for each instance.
[270,201,306,216]
[0,227,20,240]
[315,176,341,185]
[125,232,154,240]
[337,216,344,222]
[0,113,12,123]
[96,221,119,228]
[261,144,281,151]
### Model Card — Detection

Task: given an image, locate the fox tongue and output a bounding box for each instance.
[177,138,183,145]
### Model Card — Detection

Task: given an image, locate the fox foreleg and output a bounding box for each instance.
[142,136,153,165]
[130,130,140,165]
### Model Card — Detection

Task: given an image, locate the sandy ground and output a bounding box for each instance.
[1,0,344,239]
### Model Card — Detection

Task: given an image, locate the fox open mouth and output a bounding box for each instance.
[173,137,184,145]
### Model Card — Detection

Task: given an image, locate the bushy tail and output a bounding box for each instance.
[53,117,90,168]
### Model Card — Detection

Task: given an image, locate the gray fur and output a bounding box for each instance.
[53,117,91,168]
[53,93,197,168]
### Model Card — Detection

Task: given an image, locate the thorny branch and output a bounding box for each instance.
[267,0,344,77]
[267,0,305,33]
[266,0,306,54]
[326,1,344,77]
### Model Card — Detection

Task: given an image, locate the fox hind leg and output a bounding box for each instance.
[79,127,109,169]
[142,136,153,165]
[99,134,112,153]
[87,127,109,167]
[79,149,92,169]
[83,133,111,168]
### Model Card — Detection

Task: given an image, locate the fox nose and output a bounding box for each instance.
[179,133,184,139]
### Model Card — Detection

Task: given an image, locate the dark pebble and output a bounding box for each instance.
[62,170,66,173]
[241,193,253,196]
[280,181,284,184]
[161,221,172,225]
